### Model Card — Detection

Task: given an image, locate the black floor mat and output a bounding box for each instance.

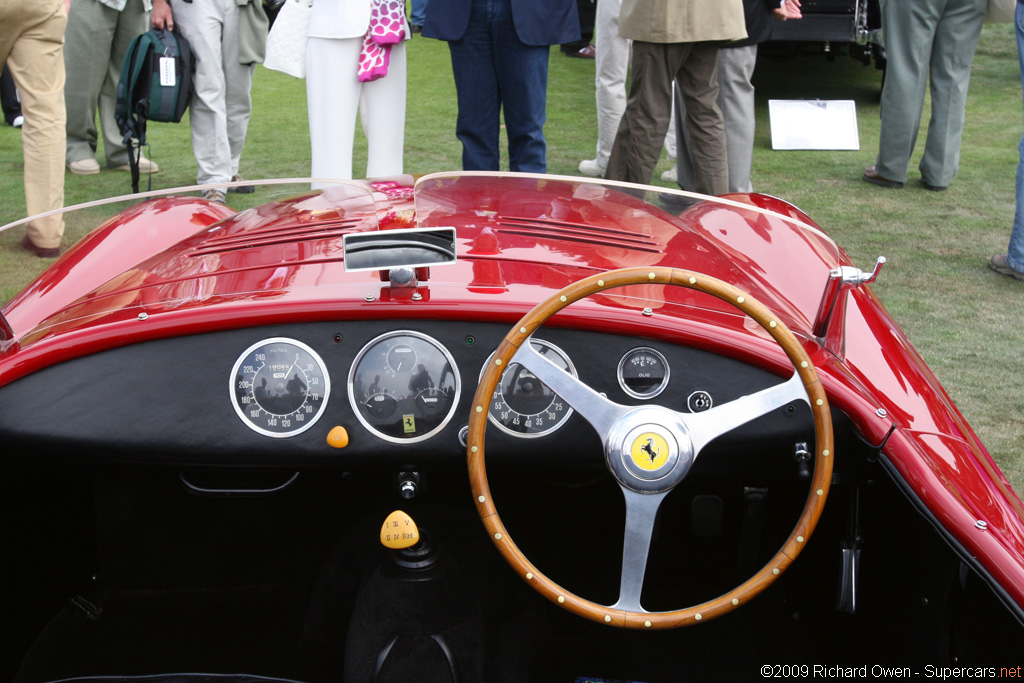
[14,585,329,683]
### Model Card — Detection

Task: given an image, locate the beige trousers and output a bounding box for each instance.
[64,0,150,168]
[0,0,67,249]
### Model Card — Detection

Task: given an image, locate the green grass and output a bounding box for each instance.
[1,26,1021,490]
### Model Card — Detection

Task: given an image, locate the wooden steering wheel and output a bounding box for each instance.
[466,267,834,629]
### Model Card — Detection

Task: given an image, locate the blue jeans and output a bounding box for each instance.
[447,0,550,172]
[1010,0,1024,271]
[410,0,428,27]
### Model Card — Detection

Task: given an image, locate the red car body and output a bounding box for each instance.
[2,174,1020,681]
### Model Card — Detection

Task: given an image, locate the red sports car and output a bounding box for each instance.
[1,174,1020,682]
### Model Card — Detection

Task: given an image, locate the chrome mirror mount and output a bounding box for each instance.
[813,256,886,350]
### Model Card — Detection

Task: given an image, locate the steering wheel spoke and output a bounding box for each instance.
[511,339,629,435]
[612,487,668,613]
[685,370,809,455]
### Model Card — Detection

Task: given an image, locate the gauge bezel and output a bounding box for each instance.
[347,330,462,444]
[229,337,331,438]
[483,338,578,439]
[617,346,670,400]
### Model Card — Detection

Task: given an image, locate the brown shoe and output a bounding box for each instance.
[21,234,61,258]
[227,175,255,194]
[989,253,1024,281]
[862,165,903,189]
[566,44,596,59]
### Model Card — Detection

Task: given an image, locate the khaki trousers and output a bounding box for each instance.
[64,0,150,167]
[606,40,726,195]
[0,0,67,249]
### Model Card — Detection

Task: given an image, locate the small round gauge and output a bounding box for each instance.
[618,347,670,399]
[230,338,330,438]
[349,331,461,443]
[387,343,418,374]
[485,339,577,438]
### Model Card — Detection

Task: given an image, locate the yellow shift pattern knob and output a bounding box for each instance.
[380,510,420,549]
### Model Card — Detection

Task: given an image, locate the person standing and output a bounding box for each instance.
[990,0,1024,281]
[577,0,677,180]
[150,0,268,203]
[604,0,747,195]
[64,0,159,176]
[2,63,24,127]
[560,0,595,58]
[410,0,427,32]
[862,0,987,191]
[306,0,408,183]
[423,0,580,173]
[674,0,801,194]
[0,0,67,258]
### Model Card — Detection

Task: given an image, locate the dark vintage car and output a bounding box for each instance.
[770,0,884,67]
[1,174,1021,683]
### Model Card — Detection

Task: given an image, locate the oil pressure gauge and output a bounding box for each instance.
[230,338,330,437]
[618,347,669,399]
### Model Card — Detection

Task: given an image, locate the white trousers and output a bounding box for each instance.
[306,36,406,182]
[173,0,255,185]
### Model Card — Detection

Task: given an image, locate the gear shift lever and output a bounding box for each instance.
[380,509,441,572]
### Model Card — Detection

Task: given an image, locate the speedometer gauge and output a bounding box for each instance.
[349,331,461,444]
[485,339,577,438]
[230,338,330,438]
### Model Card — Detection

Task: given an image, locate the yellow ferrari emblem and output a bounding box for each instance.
[630,432,669,471]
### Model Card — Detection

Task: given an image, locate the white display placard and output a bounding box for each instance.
[769,100,860,150]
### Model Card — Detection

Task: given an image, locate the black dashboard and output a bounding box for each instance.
[0,321,815,472]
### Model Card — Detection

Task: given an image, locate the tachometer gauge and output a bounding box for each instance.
[485,339,577,438]
[618,347,670,399]
[230,338,330,438]
[349,332,461,443]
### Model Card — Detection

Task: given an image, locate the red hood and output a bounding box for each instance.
[4,174,843,351]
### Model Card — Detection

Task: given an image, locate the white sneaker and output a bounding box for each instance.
[114,156,161,174]
[578,159,606,177]
[67,158,101,175]
[12,115,23,128]
[660,165,678,183]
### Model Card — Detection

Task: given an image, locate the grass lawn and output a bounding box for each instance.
[1,24,1021,490]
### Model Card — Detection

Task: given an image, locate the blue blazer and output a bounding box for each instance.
[422,0,580,47]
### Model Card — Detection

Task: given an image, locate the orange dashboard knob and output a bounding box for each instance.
[326,426,349,449]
